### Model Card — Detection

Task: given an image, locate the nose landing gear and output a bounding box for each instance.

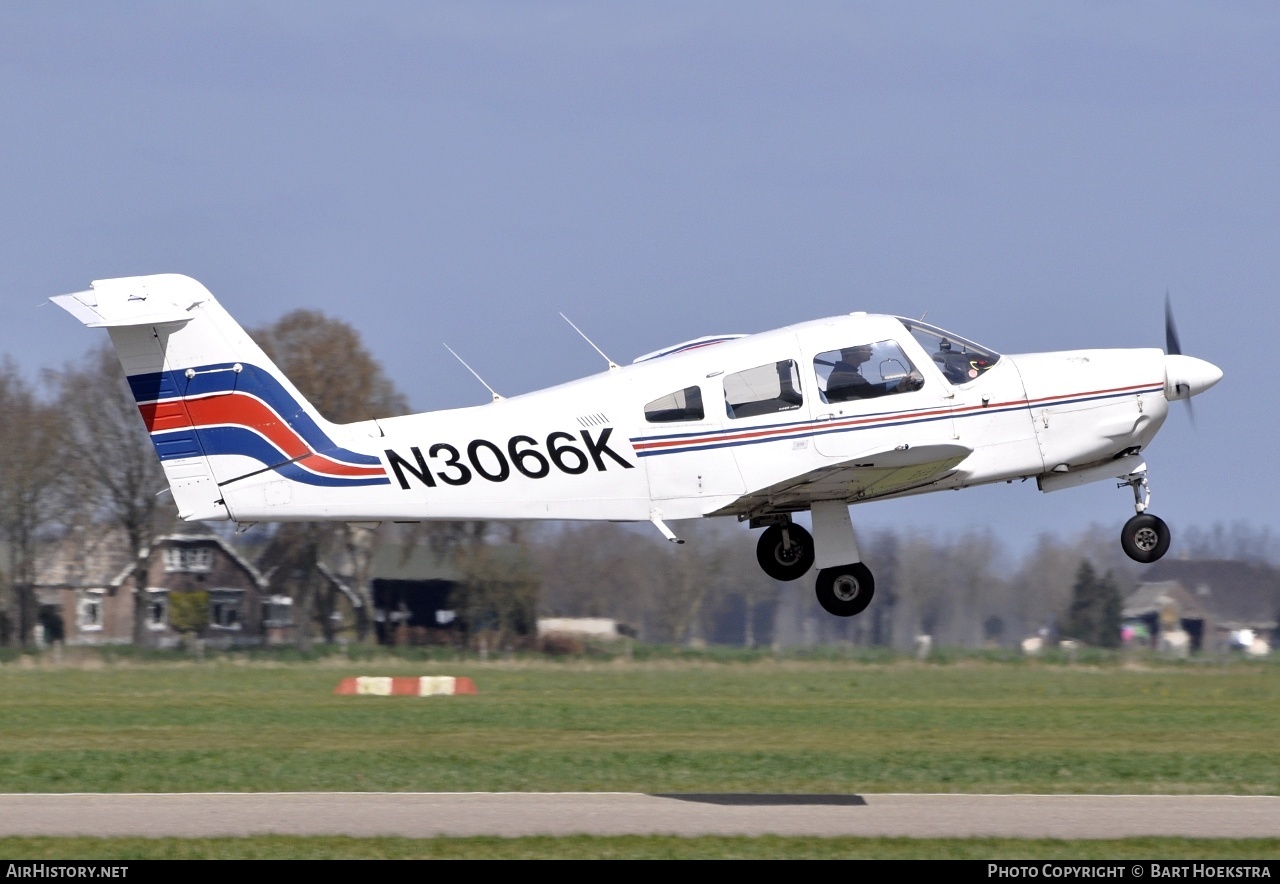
[1119,469,1171,564]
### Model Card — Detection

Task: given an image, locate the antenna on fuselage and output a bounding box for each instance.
[443,343,504,402]
[559,313,619,371]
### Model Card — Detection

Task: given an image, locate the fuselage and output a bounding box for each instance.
[217,311,1178,525]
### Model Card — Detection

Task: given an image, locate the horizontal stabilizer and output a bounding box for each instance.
[51,275,208,328]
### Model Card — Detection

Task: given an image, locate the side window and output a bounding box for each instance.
[644,386,704,423]
[724,360,803,419]
[814,340,924,404]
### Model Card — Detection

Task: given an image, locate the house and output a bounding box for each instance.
[1126,559,1279,654]
[1122,580,1212,652]
[363,543,462,645]
[36,528,273,648]
[338,539,537,646]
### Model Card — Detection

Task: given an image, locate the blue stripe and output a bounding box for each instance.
[151,431,203,460]
[129,363,381,466]
[150,427,390,487]
[633,387,1163,457]
[631,412,819,444]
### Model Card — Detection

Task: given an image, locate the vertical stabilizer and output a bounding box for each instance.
[51,274,390,521]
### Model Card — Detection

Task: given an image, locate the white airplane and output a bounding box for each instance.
[52,274,1222,617]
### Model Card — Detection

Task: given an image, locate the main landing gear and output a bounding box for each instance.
[751,502,875,618]
[814,563,875,617]
[1118,468,1171,564]
[756,523,815,581]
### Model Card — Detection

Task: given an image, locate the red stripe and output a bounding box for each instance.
[633,404,955,451]
[634,382,1164,452]
[138,400,190,432]
[138,394,385,478]
[1026,381,1162,407]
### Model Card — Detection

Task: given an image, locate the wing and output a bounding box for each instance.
[713,442,973,517]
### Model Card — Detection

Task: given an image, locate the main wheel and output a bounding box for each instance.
[1121,513,1171,564]
[756,524,815,581]
[815,563,875,617]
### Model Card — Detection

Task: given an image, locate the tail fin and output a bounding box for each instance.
[52,274,390,521]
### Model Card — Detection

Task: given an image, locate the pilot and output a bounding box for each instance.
[825,345,877,402]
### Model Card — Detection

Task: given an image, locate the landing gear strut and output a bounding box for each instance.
[1119,469,1171,564]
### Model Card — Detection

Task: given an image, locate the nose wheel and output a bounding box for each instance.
[1121,513,1171,564]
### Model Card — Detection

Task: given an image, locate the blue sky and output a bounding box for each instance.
[1,2,1274,556]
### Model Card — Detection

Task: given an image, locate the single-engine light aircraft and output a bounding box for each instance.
[52,275,1222,617]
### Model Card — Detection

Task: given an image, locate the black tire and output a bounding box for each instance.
[756,524,815,581]
[1121,513,1171,564]
[815,563,875,617]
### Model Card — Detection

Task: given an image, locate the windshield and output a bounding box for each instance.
[896,318,1001,385]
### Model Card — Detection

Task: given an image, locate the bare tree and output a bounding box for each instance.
[536,522,655,627]
[258,521,341,647]
[642,521,737,645]
[695,523,779,648]
[252,309,409,644]
[453,540,540,652]
[0,361,62,646]
[1180,521,1280,564]
[53,346,177,646]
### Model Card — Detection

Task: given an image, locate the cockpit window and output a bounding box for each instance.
[897,318,1001,385]
[724,360,803,419]
[644,386,704,423]
[814,340,924,404]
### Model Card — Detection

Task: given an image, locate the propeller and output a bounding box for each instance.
[1164,292,1194,427]
[1164,291,1181,357]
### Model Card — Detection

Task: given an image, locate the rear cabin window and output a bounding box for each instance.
[644,386,704,423]
[813,340,924,404]
[724,360,804,419]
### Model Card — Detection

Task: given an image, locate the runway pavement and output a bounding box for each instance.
[1,793,1277,839]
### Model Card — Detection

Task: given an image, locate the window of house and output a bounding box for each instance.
[263,595,294,629]
[146,589,169,631]
[644,386,704,423]
[208,590,244,630]
[77,590,104,632]
[724,360,803,419]
[813,340,925,404]
[163,546,214,573]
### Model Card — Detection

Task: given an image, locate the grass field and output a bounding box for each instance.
[1,834,1278,860]
[0,651,1277,858]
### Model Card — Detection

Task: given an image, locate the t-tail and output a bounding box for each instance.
[51,274,391,521]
